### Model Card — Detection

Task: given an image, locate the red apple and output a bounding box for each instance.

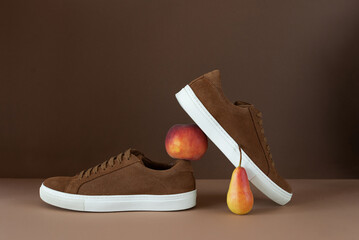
[165,124,208,160]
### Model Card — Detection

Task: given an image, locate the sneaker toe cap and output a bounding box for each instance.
[273,174,292,194]
[43,176,72,192]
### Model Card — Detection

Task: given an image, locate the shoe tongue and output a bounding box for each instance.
[234,100,252,107]
[125,148,145,164]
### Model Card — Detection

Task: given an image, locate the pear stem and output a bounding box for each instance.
[239,146,242,167]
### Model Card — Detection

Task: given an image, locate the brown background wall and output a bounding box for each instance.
[1,0,358,179]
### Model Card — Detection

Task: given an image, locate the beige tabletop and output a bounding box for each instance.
[1,179,358,240]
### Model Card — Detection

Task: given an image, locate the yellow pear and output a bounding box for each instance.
[227,148,254,214]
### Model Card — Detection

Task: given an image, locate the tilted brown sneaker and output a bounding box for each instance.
[40,149,196,212]
[176,70,292,205]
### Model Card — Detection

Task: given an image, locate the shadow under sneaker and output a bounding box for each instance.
[40,149,197,212]
[176,70,292,205]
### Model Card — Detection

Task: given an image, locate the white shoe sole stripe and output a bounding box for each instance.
[40,184,197,212]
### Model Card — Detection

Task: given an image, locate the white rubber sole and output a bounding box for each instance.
[40,184,197,212]
[175,85,292,205]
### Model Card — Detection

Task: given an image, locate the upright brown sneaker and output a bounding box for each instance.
[39,149,196,212]
[176,70,292,205]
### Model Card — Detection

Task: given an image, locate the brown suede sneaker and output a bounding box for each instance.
[176,70,292,205]
[40,149,196,212]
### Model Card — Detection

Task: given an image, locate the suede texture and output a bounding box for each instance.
[189,70,292,193]
[43,150,196,195]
